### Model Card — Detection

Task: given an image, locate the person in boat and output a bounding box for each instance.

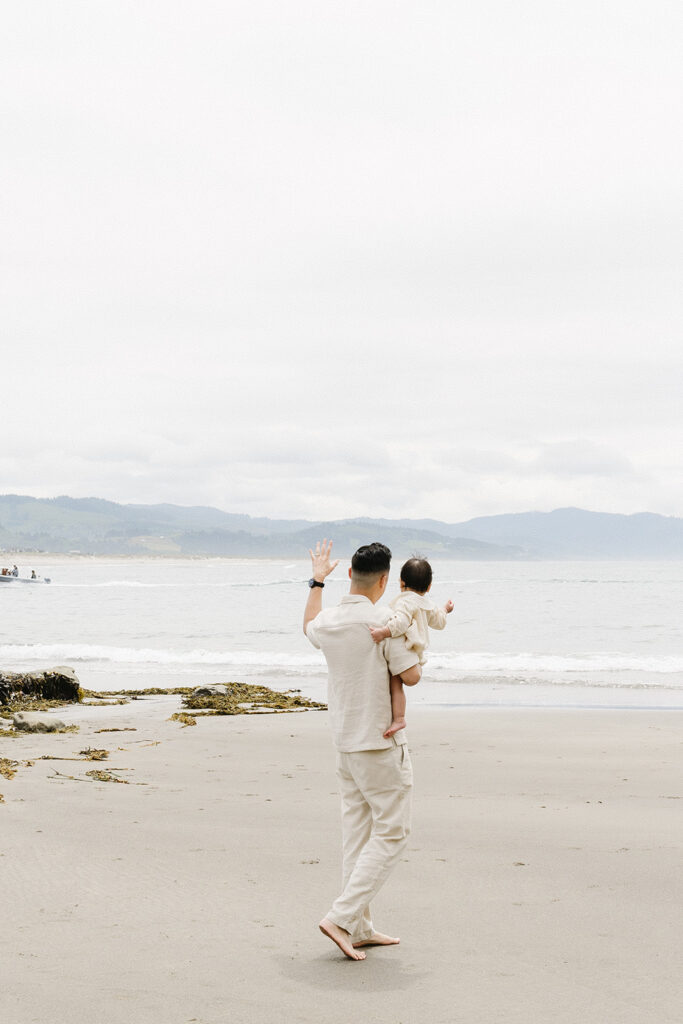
[11,565,19,576]
[31,570,37,579]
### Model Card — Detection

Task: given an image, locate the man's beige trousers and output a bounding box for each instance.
[326,741,413,941]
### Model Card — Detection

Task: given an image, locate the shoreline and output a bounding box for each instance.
[4,666,683,711]
[2,700,681,1024]
[5,556,682,710]
[5,549,683,561]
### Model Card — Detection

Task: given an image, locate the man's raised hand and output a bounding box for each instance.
[309,538,340,582]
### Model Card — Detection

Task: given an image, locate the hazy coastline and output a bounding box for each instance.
[4,496,683,560]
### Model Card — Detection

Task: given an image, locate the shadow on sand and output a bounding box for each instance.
[275,951,428,993]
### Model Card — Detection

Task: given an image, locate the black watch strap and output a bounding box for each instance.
[308,578,325,589]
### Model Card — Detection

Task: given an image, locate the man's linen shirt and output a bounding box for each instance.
[306,594,419,752]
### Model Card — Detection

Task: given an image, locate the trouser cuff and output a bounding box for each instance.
[325,909,373,943]
[325,909,350,931]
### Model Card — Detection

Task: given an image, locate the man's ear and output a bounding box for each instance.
[348,566,353,580]
[379,573,389,591]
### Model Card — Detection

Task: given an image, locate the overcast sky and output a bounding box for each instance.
[2,1,681,523]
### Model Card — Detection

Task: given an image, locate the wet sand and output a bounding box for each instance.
[1,700,680,1024]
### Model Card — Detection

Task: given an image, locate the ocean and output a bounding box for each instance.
[2,556,682,709]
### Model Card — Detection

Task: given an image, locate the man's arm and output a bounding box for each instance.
[302,538,340,635]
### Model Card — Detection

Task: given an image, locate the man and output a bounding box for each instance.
[303,538,421,961]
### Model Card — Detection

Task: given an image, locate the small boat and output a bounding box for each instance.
[0,571,51,584]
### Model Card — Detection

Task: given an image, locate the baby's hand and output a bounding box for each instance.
[369,624,391,644]
[445,600,454,614]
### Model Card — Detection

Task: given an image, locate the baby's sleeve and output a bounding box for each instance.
[426,606,448,630]
[384,599,416,637]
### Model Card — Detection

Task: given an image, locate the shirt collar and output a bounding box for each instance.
[340,593,374,605]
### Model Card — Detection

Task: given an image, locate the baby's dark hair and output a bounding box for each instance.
[400,557,433,594]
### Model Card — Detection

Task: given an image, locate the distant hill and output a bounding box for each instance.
[446,507,683,559]
[0,495,517,559]
[175,522,514,560]
[341,508,683,559]
[1,495,682,559]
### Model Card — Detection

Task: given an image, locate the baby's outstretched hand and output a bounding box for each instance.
[369,624,391,644]
[445,600,454,614]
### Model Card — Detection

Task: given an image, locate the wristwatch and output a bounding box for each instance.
[308,578,325,588]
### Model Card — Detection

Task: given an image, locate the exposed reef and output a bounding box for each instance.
[1,671,326,733]
[0,667,82,716]
[182,682,326,717]
[81,683,326,718]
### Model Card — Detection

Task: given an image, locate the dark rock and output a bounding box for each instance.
[13,712,68,733]
[191,684,229,697]
[0,668,81,706]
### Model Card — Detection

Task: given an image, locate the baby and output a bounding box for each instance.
[369,557,453,738]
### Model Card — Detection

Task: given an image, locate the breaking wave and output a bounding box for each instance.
[2,643,682,682]
[0,642,323,667]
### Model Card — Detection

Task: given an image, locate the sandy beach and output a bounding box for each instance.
[2,699,680,1024]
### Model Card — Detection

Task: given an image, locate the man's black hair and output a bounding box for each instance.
[400,557,433,593]
[351,542,392,577]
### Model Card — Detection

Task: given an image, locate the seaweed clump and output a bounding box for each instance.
[182,682,326,718]
[81,687,195,700]
[77,683,325,724]
[0,758,19,781]
[95,727,137,734]
[0,757,33,796]
[85,769,128,784]
[169,713,197,728]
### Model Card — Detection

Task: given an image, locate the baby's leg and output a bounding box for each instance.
[383,675,407,738]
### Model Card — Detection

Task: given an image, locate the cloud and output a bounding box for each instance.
[1,2,682,520]
[532,441,637,479]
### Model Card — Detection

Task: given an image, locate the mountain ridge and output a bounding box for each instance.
[1,495,682,559]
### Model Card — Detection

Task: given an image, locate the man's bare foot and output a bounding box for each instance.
[319,918,366,960]
[352,931,400,948]
[383,718,406,738]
